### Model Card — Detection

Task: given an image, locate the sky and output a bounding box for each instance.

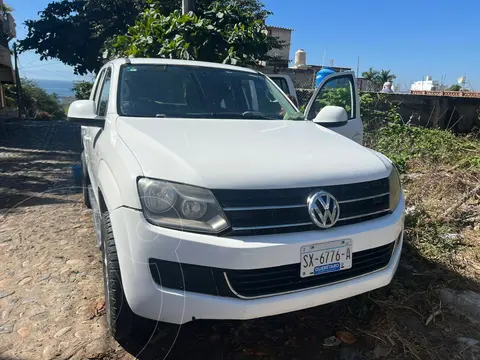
[13,0,480,90]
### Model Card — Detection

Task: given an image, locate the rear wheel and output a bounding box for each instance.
[81,152,91,209]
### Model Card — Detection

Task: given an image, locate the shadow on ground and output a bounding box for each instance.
[115,241,480,360]
[0,121,82,211]
[1,121,478,360]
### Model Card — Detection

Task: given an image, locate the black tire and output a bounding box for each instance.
[81,152,91,209]
[101,212,134,341]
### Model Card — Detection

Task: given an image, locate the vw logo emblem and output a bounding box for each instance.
[307,191,340,229]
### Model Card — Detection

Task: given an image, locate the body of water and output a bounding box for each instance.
[35,79,75,98]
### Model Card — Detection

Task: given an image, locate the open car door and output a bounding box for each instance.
[304,71,363,145]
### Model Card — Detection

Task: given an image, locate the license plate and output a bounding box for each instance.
[300,239,353,278]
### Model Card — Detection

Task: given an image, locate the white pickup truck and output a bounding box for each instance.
[68,58,404,341]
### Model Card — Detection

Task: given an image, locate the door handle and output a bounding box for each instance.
[84,135,92,141]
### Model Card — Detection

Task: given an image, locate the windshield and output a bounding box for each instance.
[117,64,304,120]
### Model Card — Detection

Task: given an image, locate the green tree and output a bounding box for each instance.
[378,69,396,83]
[18,0,279,74]
[4,79,66,119]
[18,0,143,75]
[362,67,380,91]
[316,87,351,114]
[104,1,282,66]
[72,81,94,100]
[447,84,461,91]
[362,67,379,82]
[361,68,396,91]
[2,3,13,12]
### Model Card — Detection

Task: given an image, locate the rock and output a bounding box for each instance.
[60,304,72,312]
[54,326,72,338]
[74,329,91,339]
[0,289,14,299]
[84,338,107,359]
[323,335,341,347]
[0,323,14,334]
[30,311,49,322]
[21,298,38,304]
[60,240,68,246]
[405,206,416,215]
[18,277,32,286]
[0,278,14,289]
[43,345,57,360]
[457,337,479,347]
[38,274,51,282]
[17,327,29,337]
[66,259,84,266]
[373,343,391,358]
[75,306,90,316]
[22,260,30,268]
[1,308,11,320]
[439,288,480,323]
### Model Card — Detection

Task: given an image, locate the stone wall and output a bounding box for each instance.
[375,92,480,133]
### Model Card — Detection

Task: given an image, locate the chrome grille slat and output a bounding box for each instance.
[223,192,390,212]
[338,209,390,221]
[338,192,390,204]
[212,178,391,236]
[224,204,307,212]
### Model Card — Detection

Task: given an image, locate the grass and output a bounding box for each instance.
[366,123,480,173]
[347,123,480,359]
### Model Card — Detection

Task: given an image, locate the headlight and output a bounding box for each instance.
[388,166,402,212]
[137,178,230,234]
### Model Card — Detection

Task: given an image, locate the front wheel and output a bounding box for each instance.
[101,212,134,340]
[100,212,160,341]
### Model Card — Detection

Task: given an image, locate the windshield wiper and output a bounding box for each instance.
[183,112,278,119]
[241,111,278,119]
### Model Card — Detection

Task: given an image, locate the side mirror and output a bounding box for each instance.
[67,100,105,127]
[313,105,348,127]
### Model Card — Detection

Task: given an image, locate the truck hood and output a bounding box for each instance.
[116,117,391,189]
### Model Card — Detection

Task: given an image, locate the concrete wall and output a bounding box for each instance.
[266,27,292,63]
[375,92,480,133]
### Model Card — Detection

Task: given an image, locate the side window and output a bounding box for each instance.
[308,76,355,120]
[97,68,112,116]
[272,77,289,94]
[92,69,105,102]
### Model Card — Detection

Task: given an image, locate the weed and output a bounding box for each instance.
[367,122,480,173]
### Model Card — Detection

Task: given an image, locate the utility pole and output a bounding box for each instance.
[182,0,195,14]
[13,42,23,120]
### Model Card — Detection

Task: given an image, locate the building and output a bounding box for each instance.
[0,1,15,108]
[265,26,293,68]
[411,76,440,91]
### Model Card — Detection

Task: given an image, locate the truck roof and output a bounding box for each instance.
[105,58,259,74]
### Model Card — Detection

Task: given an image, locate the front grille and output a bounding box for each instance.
[213,178,390,236]
[225,241,395,298]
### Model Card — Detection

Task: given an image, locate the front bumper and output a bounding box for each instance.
[110,195,404,324]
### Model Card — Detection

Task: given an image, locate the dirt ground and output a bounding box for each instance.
[0,122,479,360]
